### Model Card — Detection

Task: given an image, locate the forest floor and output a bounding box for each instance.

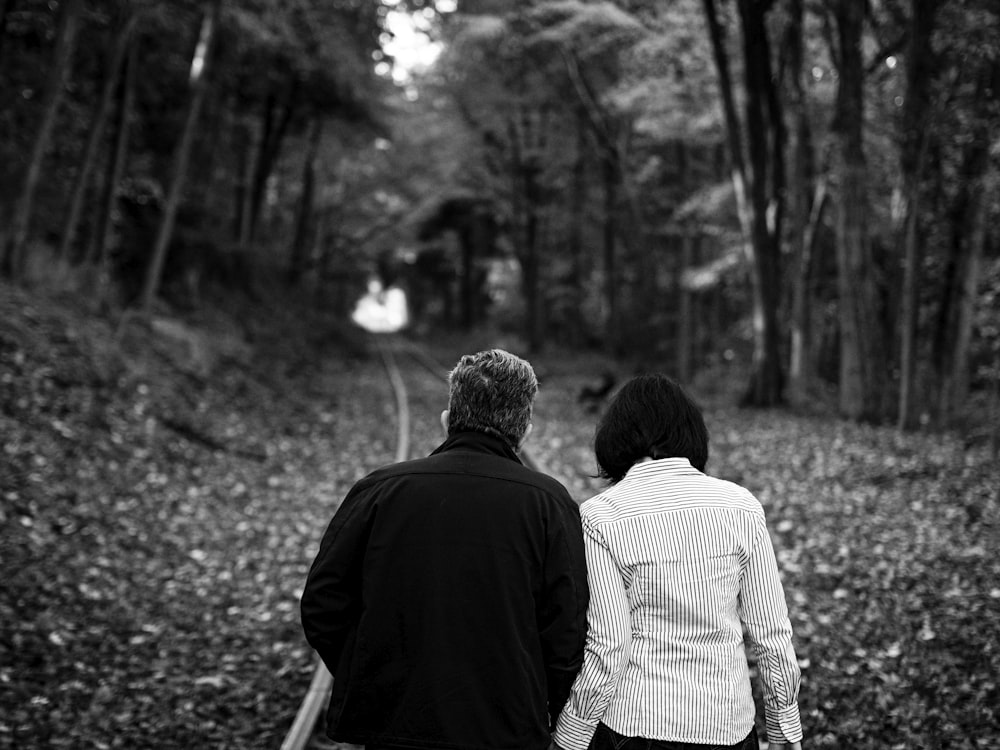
[1,280,999,750]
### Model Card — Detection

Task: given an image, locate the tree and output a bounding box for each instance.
[782,0,823,406]
[892,0,939,430]
[530,3,646,353]
[57,8,139,264]
[89,23,138,304]
[1,0,83,278]
[930,0,1000,426]
[826,0,889,421]
[703,0,785,405]
[287,112,323,283]
[139,0,222,312]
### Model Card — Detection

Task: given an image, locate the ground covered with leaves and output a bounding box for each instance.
[2,282,998,749]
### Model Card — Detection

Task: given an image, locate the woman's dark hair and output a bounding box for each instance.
[594,373,709,482]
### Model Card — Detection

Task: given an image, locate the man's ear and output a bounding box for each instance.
[440,409,449,436]
[518,422,533,450]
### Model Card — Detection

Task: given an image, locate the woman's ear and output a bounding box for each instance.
[440,409,449,436]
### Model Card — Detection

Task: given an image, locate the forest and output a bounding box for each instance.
[1,0,1000,747]
[1,0,998,429]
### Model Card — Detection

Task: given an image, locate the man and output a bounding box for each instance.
[301,349,589,750]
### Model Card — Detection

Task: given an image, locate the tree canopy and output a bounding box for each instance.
[0,0,998,429]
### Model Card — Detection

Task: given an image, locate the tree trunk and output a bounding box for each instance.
[234,118,256,246]
[934,132,992,424]
[601,150,619,353]
[737,0,785,406]
[524,163,543,350]
[703,0,753,253]
[88,31,137,305]
[896,187,922,429]
[140,0,221,312]
[830,0,887,421]
[58,13,138,264]
[459,222,474,330]
[790,178,827,396]
[677,232,694,384]
[783,0,817,405]
[561,49,628,353]
[1,0,83,278]
[288,114,323,283]
[941,182,986,420]
[248,79,299,242]
[896,0,939,431]
[568,105,587,346]
[704,0,784,405]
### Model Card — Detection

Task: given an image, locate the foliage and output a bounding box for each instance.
[1,0,999,425]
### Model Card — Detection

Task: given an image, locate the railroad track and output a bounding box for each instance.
[280,336,552,750]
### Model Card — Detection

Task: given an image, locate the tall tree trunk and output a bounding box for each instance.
[896,0,939,431]
[941,180,986,421]
[677,232,695,384]
[790,178,828,391]
[737,0,785,406]
[58,13,138,264]
[568,105,587,346]
[459,222,474,329]
[830,0,887,420]
[88,31,137,304]
[601,150,619,353]
[705,0,785,405]
[288,114,323,283]
[524,163,543,350]
[140,0,221,312]
[896,185,922,428]
[247,80,299,242]
[508,106,548,351]
[234,118,256,246]
[934,126,993,425]
[702,0,750,229]
[783,0,817,405]
[1,0,83,278]
[561,49,628,353]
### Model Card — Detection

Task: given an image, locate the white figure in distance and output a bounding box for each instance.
[351,278,409,333]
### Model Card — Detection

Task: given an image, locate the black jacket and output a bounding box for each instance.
[301,432,589,750]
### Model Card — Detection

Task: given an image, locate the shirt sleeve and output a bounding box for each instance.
[299,484,371,676]
[739,516,803,744]
[554,515,632,750]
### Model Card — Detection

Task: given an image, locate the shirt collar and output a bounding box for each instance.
[430,431,523,464]
[622,456,700,481]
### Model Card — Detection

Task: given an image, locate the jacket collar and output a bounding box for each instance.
[430,431,523,464]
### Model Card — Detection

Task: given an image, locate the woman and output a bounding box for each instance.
[553,374,803,750]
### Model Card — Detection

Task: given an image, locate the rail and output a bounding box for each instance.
[280,337,411,750]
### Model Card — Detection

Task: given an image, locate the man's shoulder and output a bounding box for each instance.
[356,452,576,506]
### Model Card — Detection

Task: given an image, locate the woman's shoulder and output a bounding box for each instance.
[590,472,765,517]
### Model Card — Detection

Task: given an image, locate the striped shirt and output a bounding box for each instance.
[554,458,802,749]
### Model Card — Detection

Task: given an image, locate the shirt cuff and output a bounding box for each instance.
[554,709,598,750]
[766,702,803,743]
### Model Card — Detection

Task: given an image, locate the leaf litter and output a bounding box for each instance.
[2,285,998,749]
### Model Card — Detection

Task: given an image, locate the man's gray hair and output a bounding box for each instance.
[446,349,538,449]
